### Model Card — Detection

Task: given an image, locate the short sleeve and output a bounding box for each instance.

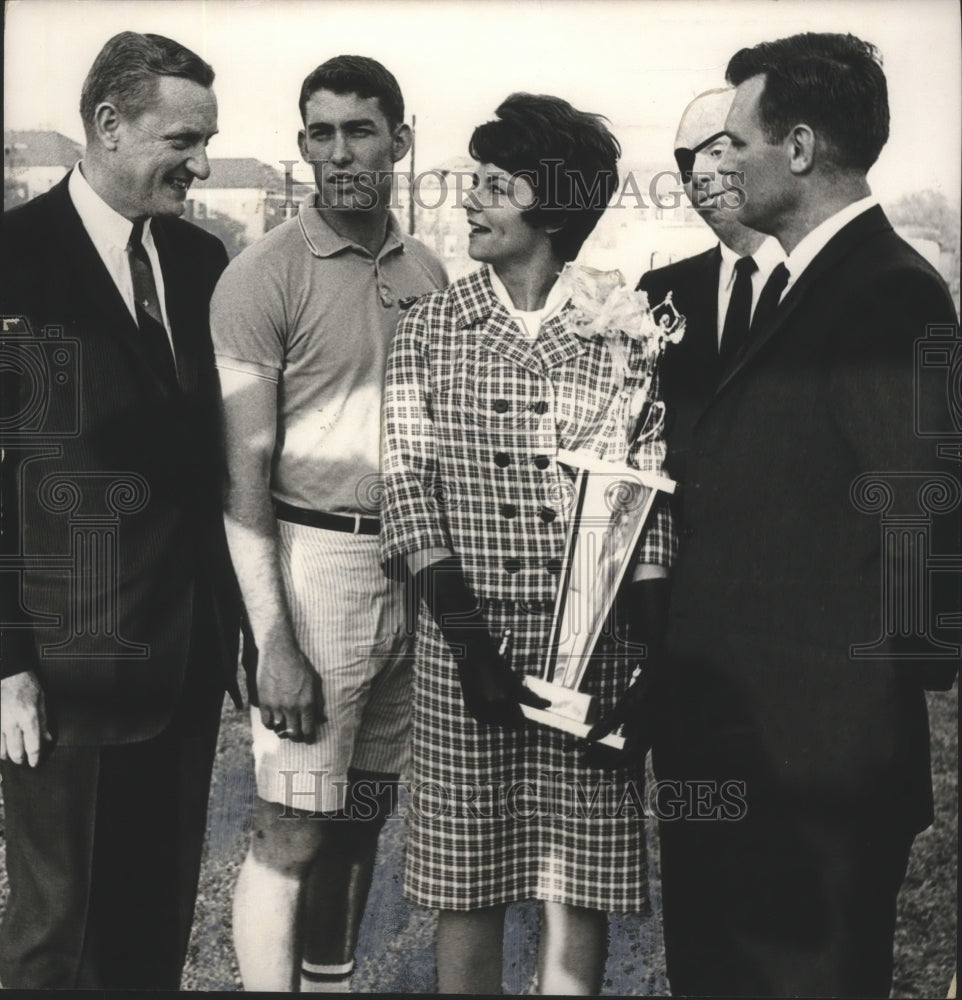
[210,249,288,383]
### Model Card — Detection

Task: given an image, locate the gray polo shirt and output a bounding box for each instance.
[211,196,447,514]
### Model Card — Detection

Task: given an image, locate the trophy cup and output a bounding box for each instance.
[521,451,675,748]
[519,266,683,749]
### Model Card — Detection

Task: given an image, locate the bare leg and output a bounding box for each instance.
[537,902,607,995]
[231,796,329,991]
[436,905,507,995]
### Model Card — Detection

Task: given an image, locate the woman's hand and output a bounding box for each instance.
[413,554,549,729]
[456,648,550,728]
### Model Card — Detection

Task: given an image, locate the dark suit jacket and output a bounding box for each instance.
[637,245,722,488]
[0,173,241,745]
[657,206,959,832]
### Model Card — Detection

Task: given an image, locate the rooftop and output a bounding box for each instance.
[196,158,287,190]
[4,130,83,168]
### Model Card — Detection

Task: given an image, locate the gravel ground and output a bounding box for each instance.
[0,685,956,995]
[181,684,956,995]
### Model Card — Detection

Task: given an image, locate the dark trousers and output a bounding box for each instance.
[656,798,914,998]
[0,656,223,989]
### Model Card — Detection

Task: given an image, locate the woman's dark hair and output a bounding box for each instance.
[726,32,889,171]
[469,93,621,262]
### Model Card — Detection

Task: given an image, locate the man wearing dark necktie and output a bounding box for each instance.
[127,219,178,384]
[590,88,785,788]
[636,88,784,492]
[647,33,958,997]
[0,32,241,989]
[717,254,756,367]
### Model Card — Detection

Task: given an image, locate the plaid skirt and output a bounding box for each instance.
[404,598,649,912]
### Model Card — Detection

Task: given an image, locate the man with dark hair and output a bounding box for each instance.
[645,31,958,996]
[298,53,405,128]
[0,31,239,989]
[212,55,445,991]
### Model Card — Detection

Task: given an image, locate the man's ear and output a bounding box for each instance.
[93,102,122,150]
[787,124,816,176]
[391,124,413,163]
[297,129,309,163]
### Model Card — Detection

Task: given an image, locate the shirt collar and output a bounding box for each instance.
[752,235,786,277]
[487,265,567,337]
[68,161,146,250]
[718,239,740,287]
[785,194,877,285]
[297,192,404,261]
[718,235,784,289]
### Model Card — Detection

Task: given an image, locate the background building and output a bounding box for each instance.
[4,129,82,208]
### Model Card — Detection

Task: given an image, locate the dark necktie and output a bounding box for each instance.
[718,254,757,368]
[750,261,791,335]
[127,220,177,384]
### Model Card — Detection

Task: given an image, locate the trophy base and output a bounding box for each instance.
[519,705,626,751]
[521,677,625,750]
[524,677,598,724]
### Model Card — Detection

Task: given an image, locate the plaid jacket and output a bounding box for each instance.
[381,267,676,603]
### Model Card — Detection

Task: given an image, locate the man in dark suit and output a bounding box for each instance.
[0,32,240,989]
[649,33,959,996]
[637,87,783,489]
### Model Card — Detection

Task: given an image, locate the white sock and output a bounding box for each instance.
[300,958,355,993]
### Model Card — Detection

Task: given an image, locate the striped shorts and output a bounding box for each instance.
[251,520,414,813]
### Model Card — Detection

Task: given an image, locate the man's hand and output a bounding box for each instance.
[578,670,658,769]
[256,638,326,743]
[578,576,670,768]
[0,670,53,767]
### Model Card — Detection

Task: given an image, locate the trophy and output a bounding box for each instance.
[520,264,683,748]
[521,451,675,748]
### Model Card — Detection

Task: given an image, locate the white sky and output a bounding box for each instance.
[4,0,961,206]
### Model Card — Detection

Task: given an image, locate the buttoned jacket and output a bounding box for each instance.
[381,266,674,603]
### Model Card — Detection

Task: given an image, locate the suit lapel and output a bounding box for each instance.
[691,245,722,366]
[479,300,584,375]
[539,306,585,370]
[52,175,180,395]
[712,206,892,400]
[659,246,722,389]
[479,306,544,375]
[152,221,197,395]
[700,245,722,341]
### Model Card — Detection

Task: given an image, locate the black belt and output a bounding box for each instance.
[273,500,380,535]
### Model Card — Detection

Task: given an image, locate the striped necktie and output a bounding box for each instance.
[127,220,177,384]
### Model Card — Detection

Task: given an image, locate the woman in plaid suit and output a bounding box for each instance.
[380,94,674,994]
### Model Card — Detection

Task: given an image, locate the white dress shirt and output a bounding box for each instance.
[716,236,785,346]
[68,163,174,348]
[781,194,878,298]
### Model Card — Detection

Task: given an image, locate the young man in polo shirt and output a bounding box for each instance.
[211,55,446,992]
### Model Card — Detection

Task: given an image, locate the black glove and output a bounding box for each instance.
[414,556,550,727]
[580,577,669,768]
